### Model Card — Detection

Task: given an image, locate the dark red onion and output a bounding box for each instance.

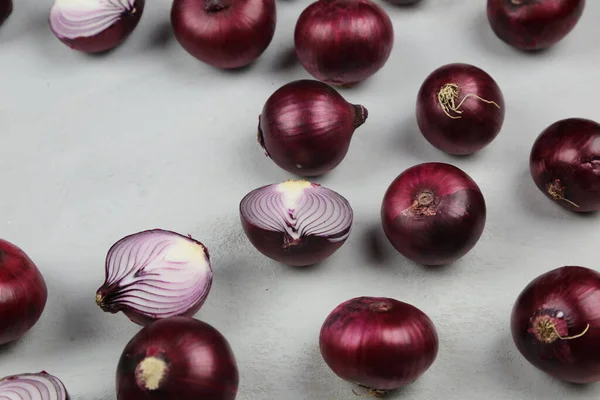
[258,79,368,176]
[294,0,394,86]
[487,0,585,51]
[0,371,70,400]
[0,0,12,27]
[529,118,600,213]
[240,180,353,266]
[320,297,438,395]
[381,162,486,266]
[49,0,145,54]
[416,63,505,155]
[116,316,239,400]
[0,239,47,346]
[511,266,600,383]
[96,229,213,326]
[171,0,276,69]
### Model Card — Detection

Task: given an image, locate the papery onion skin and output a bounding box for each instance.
[96,229,213,326]
[0,239,48,346]
[320,297,438,392]
[171,0,276,69]
[49,0,145,53]
[0,371,70,400]
[511,266,600,383]
[116,316,239,400]
[258,79,368,177]
[240,180,353,267]
[294,0,394,86]
[487,0,585,51]
[381,162,486,266]
[529,118,600,213]
[0,0,12,27]
[416,63,505,155]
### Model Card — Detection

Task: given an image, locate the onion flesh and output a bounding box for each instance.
[0,371,70,400]
[96,229,213,326]
[240,180,353,266]
[511,266,600,383]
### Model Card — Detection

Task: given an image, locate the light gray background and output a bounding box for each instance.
[1,0,599,399]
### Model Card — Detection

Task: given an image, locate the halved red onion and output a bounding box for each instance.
[96,229,213,326]
[49,0,145,53]
[239,180,353,266]
[0,371,70,400]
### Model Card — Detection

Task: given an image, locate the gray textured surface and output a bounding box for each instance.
[1,1,600,399]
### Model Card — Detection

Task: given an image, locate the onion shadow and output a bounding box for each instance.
[359,222,395,267]
[144,19,174,51]
[270,46,300,72]
[0,338,21,355]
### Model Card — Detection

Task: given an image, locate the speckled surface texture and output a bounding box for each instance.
[1,1,600,399]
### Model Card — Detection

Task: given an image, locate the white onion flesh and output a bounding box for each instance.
[0,372,69,400]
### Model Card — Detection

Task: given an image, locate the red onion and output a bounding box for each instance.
[240,180,353,267]
[116,316,239,400]
[320,297,438,395]
[529,118,600,213]
[381,162,486,265]
[258,79,368,176]
[0,371,70,400]
[96,229,213,326]
[171,0,276,69]
[0,0,12,27]
[49,0,145,54]
[487,0,585,51]
[416,63,505,155]
[0,239,48,346]
[294,0,394,86]
[511,266,600,383]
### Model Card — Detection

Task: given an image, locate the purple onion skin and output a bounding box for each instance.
[294,0,394,86]
[487,0,585,51]
[381,163,486,266]
[258,80,368,177]
[511,266,600,383]
[54,1,145,54]
[530,118,600,213]
[416,63,505,155]
[0,239,48,346]
[320,297,438,391]
[171,0,276,69]
[0,0,12,27]
[117,316,239,400]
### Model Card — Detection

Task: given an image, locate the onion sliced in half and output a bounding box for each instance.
[0,371,70,400]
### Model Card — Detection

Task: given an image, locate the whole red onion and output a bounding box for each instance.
[0,239,48,345]
[487,0,585,51]
[0,371,70,400]
[239,180,353,266]
[116,316,239,400]
[416,63,505,155]
[320,297,438,394]
[529,118,600,213]
[96,229,213,326]
[381,162,486,265]
[0,0,12,27]
[258,79,368,176]
[294,0,394,86]
[49,0,145,53]
[511,266,600,383]
[171,0,276,69]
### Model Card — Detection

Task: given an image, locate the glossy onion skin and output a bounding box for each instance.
[49,0,145,54]
[416,63,505,155]
[320,297,438,391]
[171,0,276,69]
[294,0,394,86]
[117,316,239,400]
[529,118,600,213]
[0,0,12,27]
[0,239,48,345]
[511,266,600,383]
[487,0,585,51]
[258,80,368,176]
[381,163,486,265]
